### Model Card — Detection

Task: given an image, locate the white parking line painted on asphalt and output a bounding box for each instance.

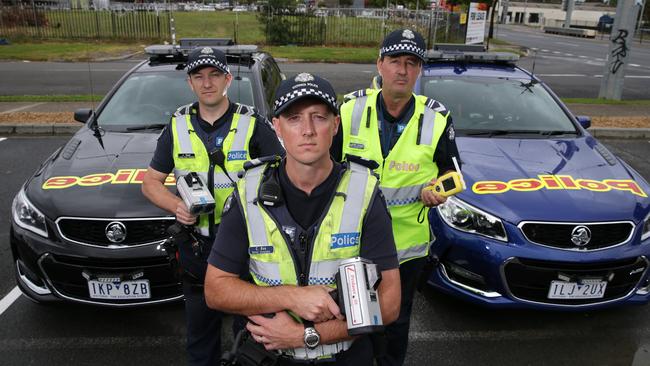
[0,336,183,350]
[553,51,561,54]
[579,55,587,58]
[0,287,22,317]
[626,76,650,79]
[0,138,7,143]
[0,102,45,114]
[565,53,574,56]
[630,64,641,67]
[541,49,549,52]
[409,328,650,342]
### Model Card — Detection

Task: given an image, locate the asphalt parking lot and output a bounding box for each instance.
[1,136,650,365]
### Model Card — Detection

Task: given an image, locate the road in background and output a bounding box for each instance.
[495,24,650,99]
[1,26,649,100]
[1,136,650,365]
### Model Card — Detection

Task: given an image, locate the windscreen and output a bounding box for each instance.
[421,77,576,134]
[96,71,255,128]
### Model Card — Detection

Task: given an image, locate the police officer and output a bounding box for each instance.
[142,46,284,366]
[331,29,461,366]
[204,73,401,365]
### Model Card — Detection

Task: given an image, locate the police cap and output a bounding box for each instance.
[273,73,338,117]
[379,29,426,62]
[186,46,230,75]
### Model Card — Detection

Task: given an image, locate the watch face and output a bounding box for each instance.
[304,329,320,348]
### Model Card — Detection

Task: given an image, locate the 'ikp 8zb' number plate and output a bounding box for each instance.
[88,280,151,300]
[547,280,607,300]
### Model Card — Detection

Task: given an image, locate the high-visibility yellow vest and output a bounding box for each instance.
[171,103,256,236]
[237,161,378,360]
[340,89,449,263]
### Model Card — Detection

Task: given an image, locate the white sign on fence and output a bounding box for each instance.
[465,2,486,45]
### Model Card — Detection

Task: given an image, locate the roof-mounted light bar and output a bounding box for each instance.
[425,50,519,63]
[145,39,259,58]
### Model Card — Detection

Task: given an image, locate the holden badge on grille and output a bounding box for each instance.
[105,221,127,243]
[570,225,591,247]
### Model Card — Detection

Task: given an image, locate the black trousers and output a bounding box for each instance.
[276,336,374,366]
[179,233,224,366]
[183,280,224,366]
[376,257,426,366]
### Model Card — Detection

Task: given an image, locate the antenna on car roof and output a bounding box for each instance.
[85,47,105,151]
[531,49,538,78]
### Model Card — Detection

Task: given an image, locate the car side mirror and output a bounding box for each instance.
[74,108,93,123]
[576,115,591,129]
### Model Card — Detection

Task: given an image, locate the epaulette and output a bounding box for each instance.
[343,89,373,103]
[424,98,449,117]
[235,103,255,117]
[173,103,194,117]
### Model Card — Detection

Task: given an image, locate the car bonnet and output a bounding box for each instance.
[453,135,650,225]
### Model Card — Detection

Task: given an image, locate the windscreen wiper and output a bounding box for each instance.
[540,130,578,136]
[126,123,167,131]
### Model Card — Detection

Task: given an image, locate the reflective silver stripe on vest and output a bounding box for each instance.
[349,96,368,136]
[244,165,270,248]
[382,183,426,207]
[308,259,341,286]
[198,226,210,237]
[338,164,370,233]
[250,259,282,286]
[420,107,437,146]
[214,172,235,189]
[283,340,353,360]
[174,115,194,156]
[397,242,429,262]
[231,113,252,152]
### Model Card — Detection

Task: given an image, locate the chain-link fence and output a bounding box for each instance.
[0,4,170,41]
[259,8,466,47]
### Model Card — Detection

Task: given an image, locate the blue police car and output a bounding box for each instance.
[419,49,650,309]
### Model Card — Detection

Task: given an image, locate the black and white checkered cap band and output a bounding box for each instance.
[274,88,337,111]
[380,43,425,59]
[186,57,230,74]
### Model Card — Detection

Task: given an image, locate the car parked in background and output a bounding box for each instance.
[10,39,284,307]
[418,48,650,309]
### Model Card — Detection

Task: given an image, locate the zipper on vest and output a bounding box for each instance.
[258,190,304,286]
[208,163,215,238]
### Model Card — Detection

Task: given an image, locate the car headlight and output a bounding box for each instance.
[437,196,507,242]
[643,213,650,241]
[12,188,48,237]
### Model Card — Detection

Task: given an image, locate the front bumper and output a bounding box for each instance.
[426,213,650,310]
[11,222,183,307]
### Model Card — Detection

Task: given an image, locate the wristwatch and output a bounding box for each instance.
[302,320,320,349]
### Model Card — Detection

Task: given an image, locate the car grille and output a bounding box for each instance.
[519,222,634,250]
[503,257,647,306]
[57,218,174,247]
[39,254,182,305]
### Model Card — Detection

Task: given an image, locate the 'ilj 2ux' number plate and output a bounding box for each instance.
[87,280,151,300]
[547,279,607,300]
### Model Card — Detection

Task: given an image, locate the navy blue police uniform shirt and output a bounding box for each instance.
[208,160,399,276]
[150,101,284,174]
[331,93,461,173]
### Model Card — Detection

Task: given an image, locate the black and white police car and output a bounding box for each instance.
[10,39,284,306]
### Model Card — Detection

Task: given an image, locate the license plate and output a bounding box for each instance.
[87,280,151,300]
[547,280,607,299]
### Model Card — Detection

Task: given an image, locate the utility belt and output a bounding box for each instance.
[160,222,213,285]
[221,330,355,366]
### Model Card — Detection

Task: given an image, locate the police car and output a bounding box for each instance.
[10,39,284,306]
[419,48,650,309]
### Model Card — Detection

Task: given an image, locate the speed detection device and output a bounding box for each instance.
[330,257,384,335]
[176,172,215,216]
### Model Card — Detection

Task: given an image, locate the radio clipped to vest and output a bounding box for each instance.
[177,172,216,216]
[329,257,384,336]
